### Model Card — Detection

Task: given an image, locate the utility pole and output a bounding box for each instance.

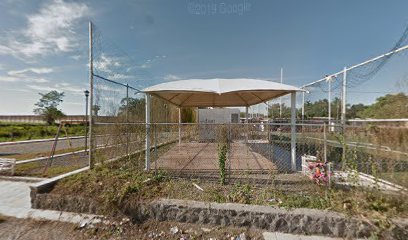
[88,21,94,169]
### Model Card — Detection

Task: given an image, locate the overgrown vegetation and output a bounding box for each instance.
[0,123,85,142]
[218,143,227,185]
[15,161,83,178]
[273,92,408,119]
[53,158,408,219]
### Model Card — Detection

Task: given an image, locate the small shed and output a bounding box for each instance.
[143,78,304,171]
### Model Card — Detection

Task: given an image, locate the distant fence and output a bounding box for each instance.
[0,115,123,124]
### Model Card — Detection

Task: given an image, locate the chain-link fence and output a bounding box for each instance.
[87,22,408,196]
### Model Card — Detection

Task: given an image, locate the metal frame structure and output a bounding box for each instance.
[300,43,408,124]
[144,91,298,172]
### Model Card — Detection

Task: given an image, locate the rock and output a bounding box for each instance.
[201,227,212,232]
[170,226,179,234]
[235,232,246,240]
[79,222,87,229]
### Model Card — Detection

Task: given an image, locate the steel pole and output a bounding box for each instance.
[301,91,305,122]
[126,84,129,157]
[88,21,94,169]
[280,67,283,118]
[328,78,332,128]
[341,67,347,126]
[84,94,88,153]
[290,92,297,171]
[145,93,151,170]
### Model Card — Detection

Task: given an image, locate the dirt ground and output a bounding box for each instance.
[0,217,263,240]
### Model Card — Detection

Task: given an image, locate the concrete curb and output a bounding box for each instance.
[30,166,90,205]
[0,175,46,183]
[17,150,87,165]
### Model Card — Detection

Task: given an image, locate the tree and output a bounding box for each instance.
[92,105,101,116]
[119,97,145,121]
[359,93,408,119]
[33,91,65,125]
[347,103,367,119]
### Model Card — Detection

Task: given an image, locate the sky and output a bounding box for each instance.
[0,0,408,115]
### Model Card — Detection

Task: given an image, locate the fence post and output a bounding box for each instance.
[126,84,129,158]
[154,124,157,175]
[323,122,327,163]
[88,21,94,169]
[178,107,181,145]
[290,92,297,171]
[145,93,151,171]
[228,123,231,182]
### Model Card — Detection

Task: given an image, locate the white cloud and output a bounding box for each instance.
[27,82,84,95]
[93,54,121,73]
[0,0,89,59]
[139,55,166,69]
[0,67,53,83]
[163,74,181,81]
[0,75,49,83]
[8,67,53,75]
[140,63,150,69]
[26,84,56,92]
[71,55,82,60]
[108,73,135,80]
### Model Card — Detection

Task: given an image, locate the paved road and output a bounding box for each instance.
[0,138,86,157]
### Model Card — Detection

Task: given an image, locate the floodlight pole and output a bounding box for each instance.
[328,77,332,128]
[290,92,297,171]
[341,67,347,126]
[88,21,94,169]
[145,93,151,170]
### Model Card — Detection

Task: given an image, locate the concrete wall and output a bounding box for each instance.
[198,108,240,141]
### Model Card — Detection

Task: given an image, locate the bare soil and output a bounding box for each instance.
[0,217,263,240]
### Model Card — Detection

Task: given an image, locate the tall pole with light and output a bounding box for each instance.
[84,90,89,153]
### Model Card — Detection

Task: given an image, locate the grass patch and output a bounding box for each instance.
[10,146,84,161]
[0,123,85,142]
[379,172,408,188]
[15,161,83,178]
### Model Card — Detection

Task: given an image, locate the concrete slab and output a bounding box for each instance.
[154,142,277,172]
[0,180,102,226]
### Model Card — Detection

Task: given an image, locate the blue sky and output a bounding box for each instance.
[0,0,407,115]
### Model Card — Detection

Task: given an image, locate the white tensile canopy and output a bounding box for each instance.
[143,78,303,107]
[142,78,303,172]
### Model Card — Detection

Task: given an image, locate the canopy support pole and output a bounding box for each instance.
[145,93,151,171]
[178,107,181,145]
[291,92,297,171]
[245,107,248,123]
